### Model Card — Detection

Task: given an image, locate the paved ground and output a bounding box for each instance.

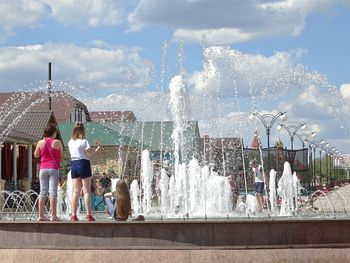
[1,248,350,263]
[312,183,350,212]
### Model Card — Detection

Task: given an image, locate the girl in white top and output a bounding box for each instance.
[68,123,101,222]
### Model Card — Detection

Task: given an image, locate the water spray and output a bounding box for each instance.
[241,137,248,197]
[257,132,270,213]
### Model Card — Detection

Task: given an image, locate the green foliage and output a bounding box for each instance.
[60,150,71,175]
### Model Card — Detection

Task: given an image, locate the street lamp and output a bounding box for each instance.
[330,147,337,180]
[249,112,287,149]
[249,111,287,170]
[277,123,306,150]
[324,148,333,184]
[309,139,327,186]
[295,131,317,149]
[333,152,343,180]
[295,131,317,188]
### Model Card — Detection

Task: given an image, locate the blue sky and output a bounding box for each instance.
[0,0,350,157]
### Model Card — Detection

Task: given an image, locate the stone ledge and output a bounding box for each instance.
[0,219,349,249]
[1,248,350,263]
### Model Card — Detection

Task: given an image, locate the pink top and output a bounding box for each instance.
[40,137,61,170]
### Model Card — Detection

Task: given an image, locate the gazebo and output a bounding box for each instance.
[0,111,60,190]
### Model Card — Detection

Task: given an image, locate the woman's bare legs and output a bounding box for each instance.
[38,198,49,220]
[50,197,58,219]
[82,177,92,216]
[71,178,82,217]
[256,192,264,212]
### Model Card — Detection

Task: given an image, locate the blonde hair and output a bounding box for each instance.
[113,180,131,220]
[71,122,86,140]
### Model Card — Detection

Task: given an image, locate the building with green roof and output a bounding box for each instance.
[102,121,202,163]
[58,122,140,147]
[58,122,141,179]
[58,120,202,182]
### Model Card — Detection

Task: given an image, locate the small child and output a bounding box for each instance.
[237,195,247,213]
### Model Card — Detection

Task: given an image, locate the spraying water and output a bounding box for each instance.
[159,168,170,215]
[141,149,153,214]
[293,171,301,211]
[169,75,191,166]
[269,169,277,212]
[130,179,140,215]
[277,162,297,216]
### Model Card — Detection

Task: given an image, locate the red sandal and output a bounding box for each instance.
[70,215,79,222]
[38,216,50,221]
[86,214,95,222]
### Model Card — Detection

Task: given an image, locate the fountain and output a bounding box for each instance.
[131,73,347,221]
[0,45,350,256]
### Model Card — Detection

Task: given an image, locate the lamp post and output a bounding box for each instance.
[312,145,316,186]
[321,143,330,184]
[310,139,327,186]
[330,147,337,181]
[334,152,343,180]
[326,151,331,184]
[295,131,317,189]
[333,150,340,179]
[277,123,306,150]
[249,111,287,170]
[295,132,317,149]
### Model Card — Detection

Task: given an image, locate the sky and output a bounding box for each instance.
[0,0,350,156]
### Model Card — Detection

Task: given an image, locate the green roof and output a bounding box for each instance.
[103,121,202,152]
[58,121,202,161]
[58,122,140,147]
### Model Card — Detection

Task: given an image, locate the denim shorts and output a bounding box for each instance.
[255,182,264,194]
[71,159,92,179]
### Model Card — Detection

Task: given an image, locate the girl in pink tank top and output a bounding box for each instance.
[34,124,64,221]
[40,137,61,170]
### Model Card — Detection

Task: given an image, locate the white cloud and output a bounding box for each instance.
[1,40,348,152]
[295,85,336,119]
[188,46,328,102]
[77,44,350,153]
[340,83,350,100]
[186,46,349,151]
[128,0,347,44]
[0,43,152,93]
[41,0,126,27]
[0,0,127,37]
[173,28,260,45]
[0,0,346,46]
[0,0,46,40]
[86,92,170,121]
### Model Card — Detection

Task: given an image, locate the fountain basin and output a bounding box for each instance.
[0,219,350,249]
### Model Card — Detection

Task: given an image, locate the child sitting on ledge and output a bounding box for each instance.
[104,179,131,221]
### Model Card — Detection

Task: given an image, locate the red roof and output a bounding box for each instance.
[0,91,90,123]
[89,111,136,122]
[0,111,61,143]
[201,136,242,149]
[251,132,261,149]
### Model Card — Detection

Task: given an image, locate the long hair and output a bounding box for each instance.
[71,122,86,140]
[114,180,131,220]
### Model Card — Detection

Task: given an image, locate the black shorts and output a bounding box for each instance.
[71,159,92,179]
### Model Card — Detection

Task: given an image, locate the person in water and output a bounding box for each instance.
[250,159,268,212]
